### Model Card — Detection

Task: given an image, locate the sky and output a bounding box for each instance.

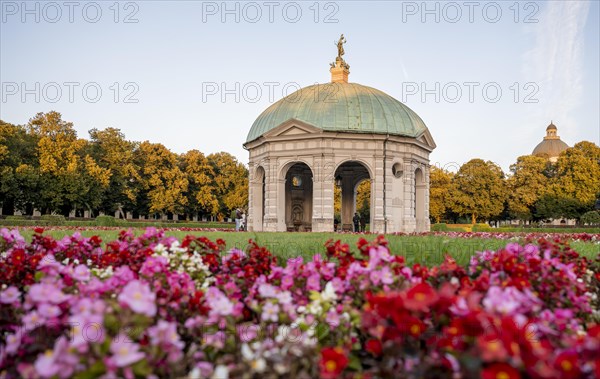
[1,0,599,173]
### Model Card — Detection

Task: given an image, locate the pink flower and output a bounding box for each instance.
[368,245,392,269]
[147,320,184,362]
[72,264,91,281]
[34,337,79,378]
[38,254,61,272]
[113,266,135,283]
[482,286,541,315]
[28,283,68,304]
[0,286,20,304]
[5,332,21,354]
[370,270,382,285]
[110,335,145,367]
[23,310,45,329]
[38,303,61,318]
[34,350,60,378]
[262,302,280,322]
[380,266,394,285]
[140,256,167,277]
[206,287,234,317]
[306,274,321,291]
[118,280,157,317]
[276,291,293,305]
[326,309,340,327]
[281,275,294,290]
[258,283,278,298]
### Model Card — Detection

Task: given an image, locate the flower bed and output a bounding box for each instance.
[0,228,598,378]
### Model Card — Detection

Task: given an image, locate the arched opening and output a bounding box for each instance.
[415,168,426,232]
[285,162,313,232]
[252,166,266,231]
[334,161,371,232]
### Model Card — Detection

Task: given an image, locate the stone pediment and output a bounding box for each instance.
[416,129,436,150]
[262,119,323,139]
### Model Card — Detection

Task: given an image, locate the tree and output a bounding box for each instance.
[135,141,188,216]
[448,159,507,224]
[580,211,600,226]
[534,194,585,221]
[429,167,453,223]
[548,142,600,214]
[180,150,219,218]
[88,127,140,214]
[0,120,39,214]
[356,180,371,221]
[28,112,109,215]
[208,152,248,219]
[506,155,551,221]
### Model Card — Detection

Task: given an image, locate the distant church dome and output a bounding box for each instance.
[532,122,569,162]
[246,81,428,142]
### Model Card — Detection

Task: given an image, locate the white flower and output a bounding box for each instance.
[154,243,166,254]
[170,240,186,253]
[321,282,337,302]
[212,365,229,379]
[276,291,292,305]
[188,367,201,379]
[250,358,266,373]
[307,302,322,315]
[241,343,253,360]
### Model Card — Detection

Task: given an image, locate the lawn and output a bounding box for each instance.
[10,228,599,265]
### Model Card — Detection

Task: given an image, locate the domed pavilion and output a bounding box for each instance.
[243,36,436,233]
[532,122,569,162]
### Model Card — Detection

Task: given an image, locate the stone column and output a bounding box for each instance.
[371,150,387,233]
[422,166,431,232]
[247,161,255,231]
[263,158,279,232]
[403,161,417,233]
[341,176,354,231]
[275,175,287,232]
[312,156,334,232]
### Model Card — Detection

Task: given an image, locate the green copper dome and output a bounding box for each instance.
[246,82,428,143]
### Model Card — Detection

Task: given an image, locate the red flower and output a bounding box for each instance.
[477,333,508,362]
[365,339,382,356]
[481,363,521,379]
[33,227,44,234]
[394,313,426,338]
[89,235,102,246]
[319,347,349,379]
[10,249,26,266]
[403,282,438,311]
[553,351,580,379]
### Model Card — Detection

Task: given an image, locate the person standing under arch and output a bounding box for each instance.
[353,212,360,232]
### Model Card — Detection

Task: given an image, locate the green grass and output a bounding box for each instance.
[10,229,600,266]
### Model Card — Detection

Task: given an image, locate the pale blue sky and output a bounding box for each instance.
[1,0,598,172]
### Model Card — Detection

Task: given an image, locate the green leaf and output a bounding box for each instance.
[73,361,106,379]
[132,360,152,376]
[34,271,44,282]
[347,353,362,371]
